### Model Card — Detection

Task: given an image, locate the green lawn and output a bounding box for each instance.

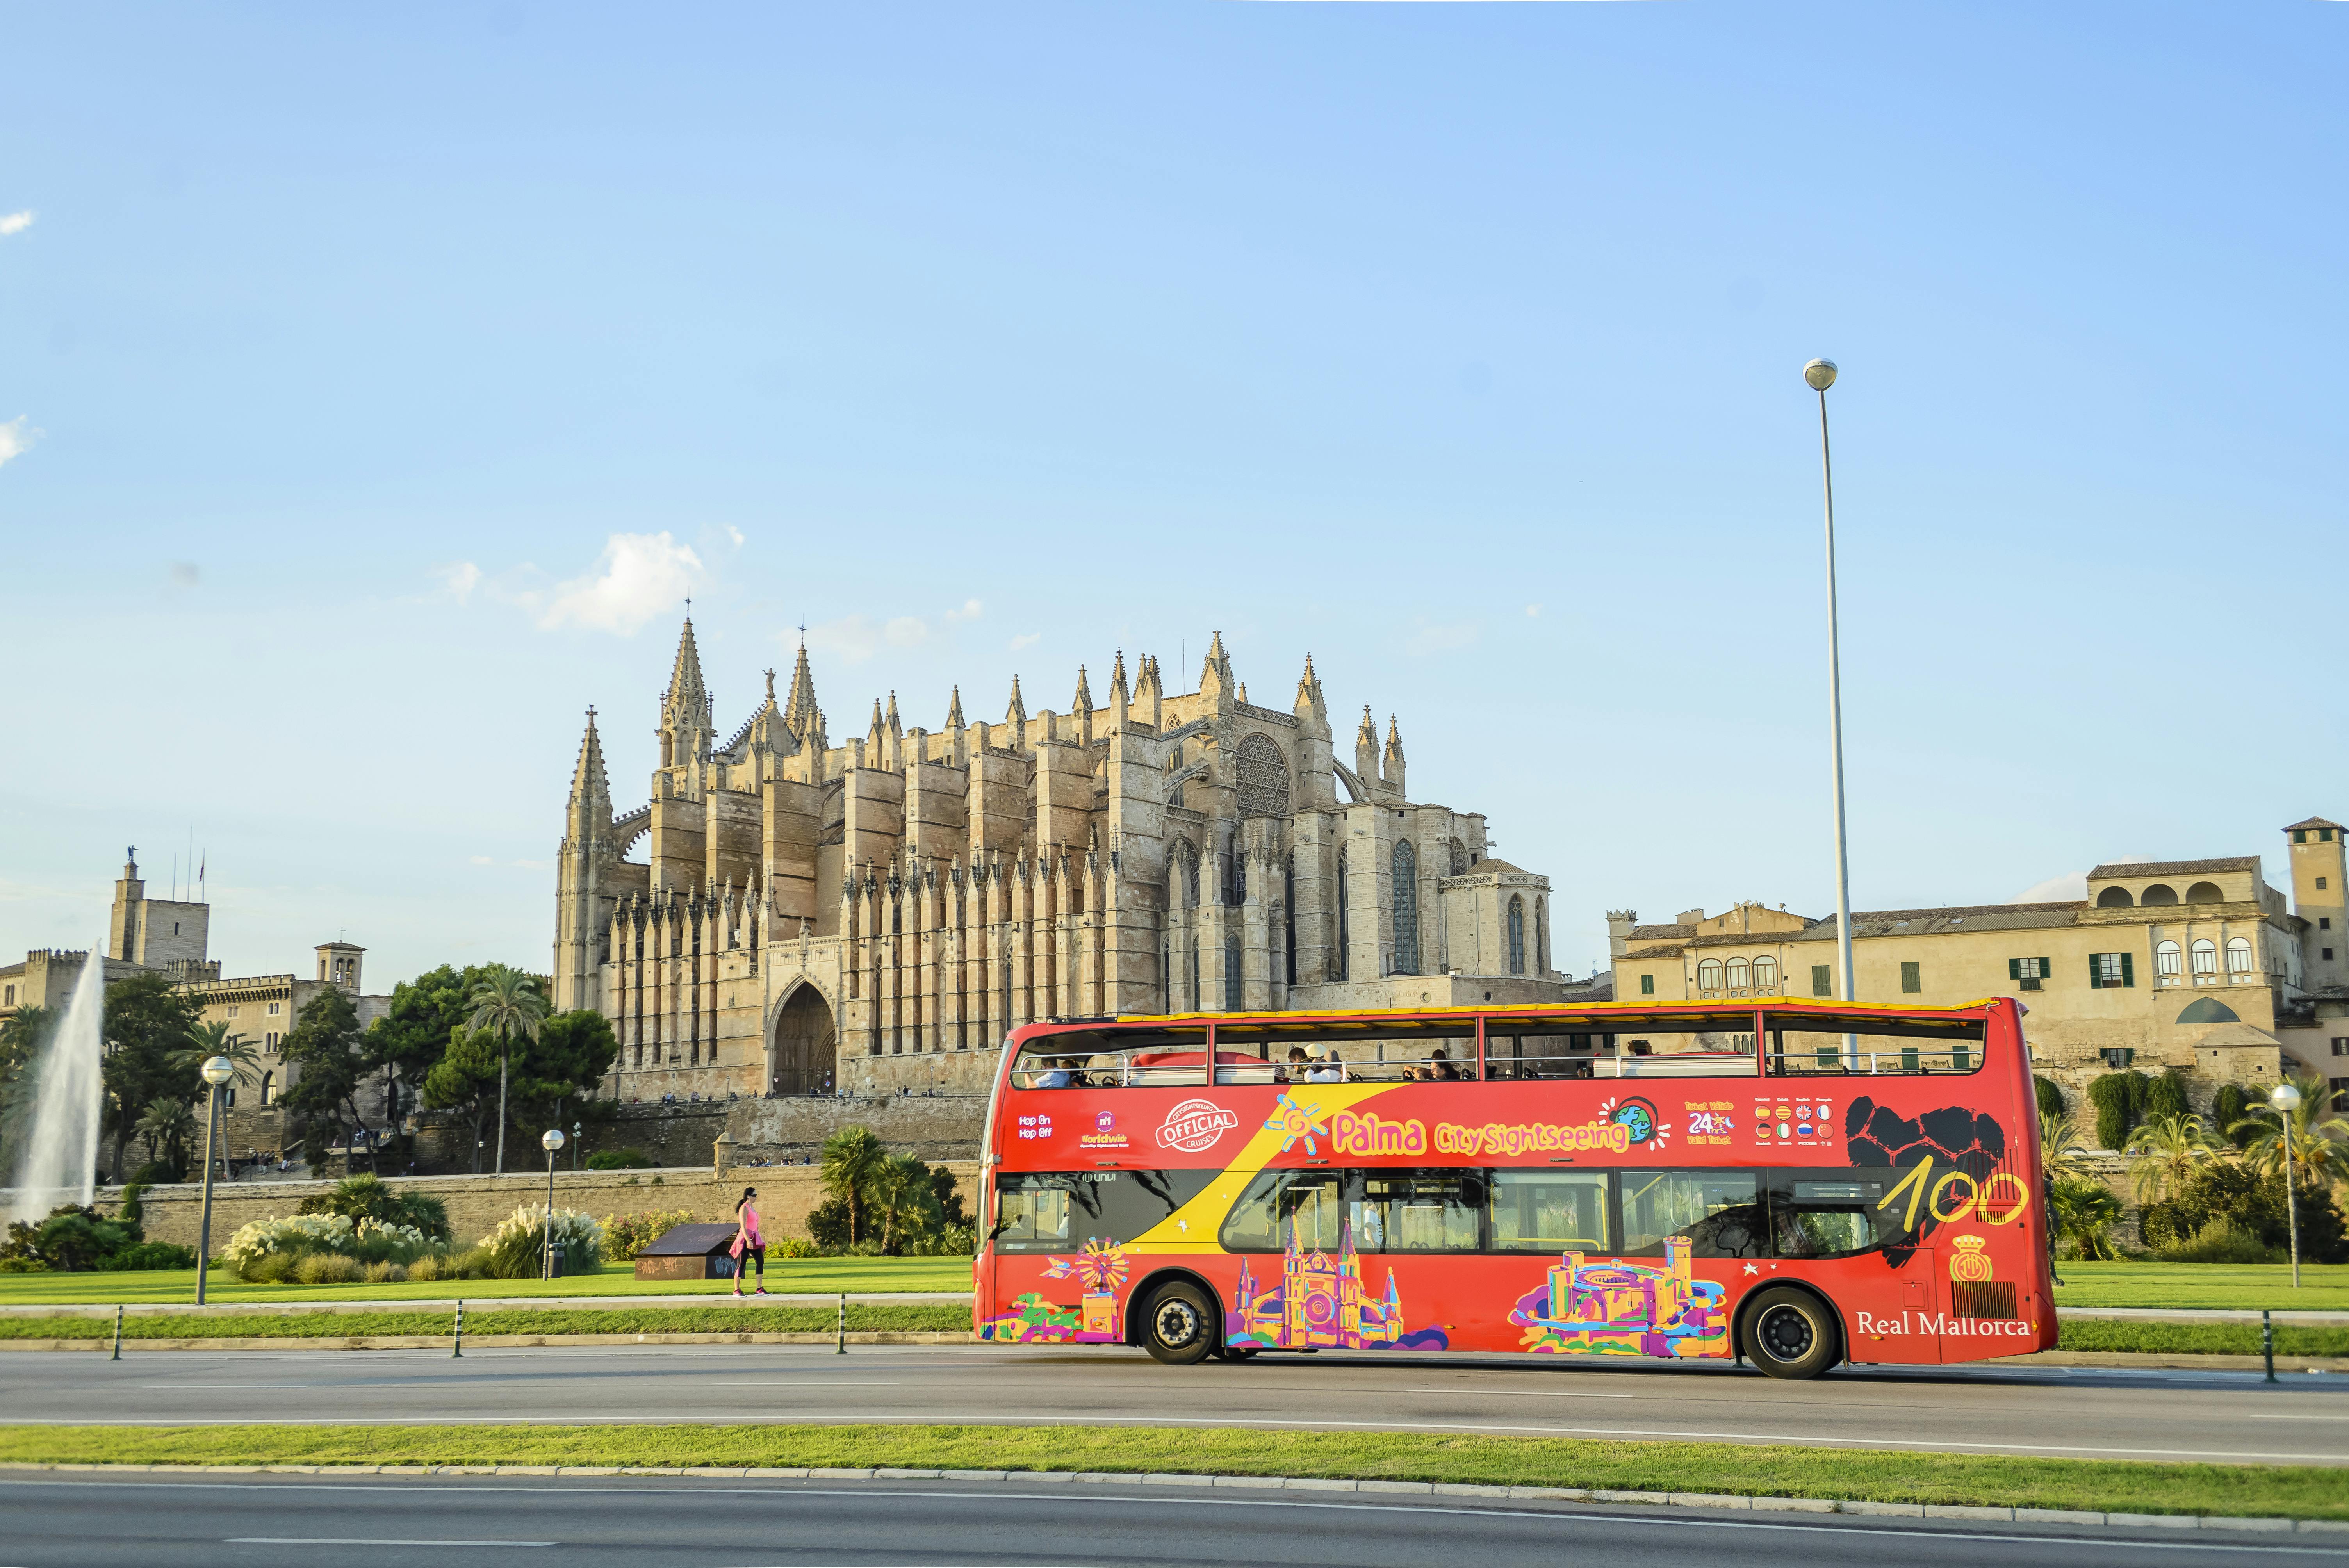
[0,1304,968,1340]
[2052,1262,2349,1311]
[0,1256,972,1307]
[1,1424,2340,1520]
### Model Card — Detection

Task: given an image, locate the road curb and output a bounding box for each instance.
[0,1332,969,1351]
[1,1460,2342,1534]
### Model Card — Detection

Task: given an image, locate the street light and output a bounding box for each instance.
[571,1120,582,1173]
[195,1055,235,1306]
[1806,357,1859,1068]
[2271,1082,2303,1288]
[540,1128,566,1280]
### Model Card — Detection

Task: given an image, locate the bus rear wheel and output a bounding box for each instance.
[1141,1280,1217,1366]
[1742,1286,1841,1381]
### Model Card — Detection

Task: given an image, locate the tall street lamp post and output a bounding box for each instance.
[541,1128,566,1280]
[194,1055,235,1306]
[2271,1082,2302,1288]
[1806,357,1859,1067]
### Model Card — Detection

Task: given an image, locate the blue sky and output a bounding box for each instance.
[2,4,2343,991]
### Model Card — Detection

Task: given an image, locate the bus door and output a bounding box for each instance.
[1768,1171,1944,1363]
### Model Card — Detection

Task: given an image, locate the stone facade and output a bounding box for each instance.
[554,620,1571,1103]
[1606,818,2349,1132]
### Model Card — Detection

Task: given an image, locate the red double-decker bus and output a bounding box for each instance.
[972,999,2053,1379]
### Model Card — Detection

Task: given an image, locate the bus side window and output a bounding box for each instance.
[1355,1169,1484,1252]
[1768,1172,1900,1260]
[993,1176,1072,1248]
[1219,1170,1346,1253]
[1618,1170,1766,1258]
[1487,1170,1609,1253]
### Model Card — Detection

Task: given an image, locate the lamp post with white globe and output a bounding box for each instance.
[541,1128,566,1279]
[2271,1082,2303,1288]
[1806,357,1858,1066]
[195,1055,236,1306]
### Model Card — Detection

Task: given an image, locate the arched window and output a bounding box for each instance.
[1391,841,1419,975]
[1754,955,1779,991]
[1507,895,1526,975]
[1283,856,1297,992]
[2141,883,2179,907]
[1697,958,1723,992]
[2187,881,2224,904]
[1535,898,1548,975]
[1224,935,1243,1010]
[1449,838,1469,877]
[1725,957,1752,990]
[2190,937,2218,976]
[1234,733,1292,817]
[1335,849,1350,981]
[2226,936,2255,974]
[2096,887,2134,908]
[1179,840,1199,909]
[259,1071,273,1107]
[1189,940,1200,1008]
[2155,939,2182,978]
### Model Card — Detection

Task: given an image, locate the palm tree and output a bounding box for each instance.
[2048,1176,2124,1261]
[819,1125,889,1245]
[2039,1112,2098,1184]
[870,1153,944,1253]
[133,1095,198,1178]
[2123,1112,2219,1205]
[467,967,548,1176]
[170,1021,264,1087]
[2231,1075,2349,1195]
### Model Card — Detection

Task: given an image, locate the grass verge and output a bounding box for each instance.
[0,1257,971,1307]
[2057,1319,2347,1357]
[0,1423,2341,1520]
[2052,1262,2349,1311]
[0,1305,966,1340]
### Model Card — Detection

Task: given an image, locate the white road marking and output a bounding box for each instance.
[226,1539,555,1547]
[709,1381,903,1386]
[1407,1387,1636,1400]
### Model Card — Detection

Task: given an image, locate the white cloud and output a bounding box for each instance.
[1525,603,1543,618]
[1009,632,1042,652]
[534,531,704,634]
[0,415,42,469]
[2014,855,2148,904]
[1403,618,1480,656]
[884,616,929,649]
[947,599,983,621]
[433,561,483,605]
[724,525,745,547]
[0,211,32,238]
[470,855,495,866]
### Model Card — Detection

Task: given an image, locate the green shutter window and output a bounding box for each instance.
[2089,955,2102,989]
[1900,960,1922,994]
[2121,951,2135,987]
[2007,958,2021,981]
[2041,957,2051,977]
[1811,964,1833,998]
[1640,973,1655,996]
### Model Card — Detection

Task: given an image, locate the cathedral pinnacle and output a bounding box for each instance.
[1071,665,1093,715]
[783,640,820,737]
[1006,674,1027,727]
[945,685,965,729]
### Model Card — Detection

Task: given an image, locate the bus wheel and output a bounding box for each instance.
[1743,1287,1841,1381]
[1142,1281,1217,1366]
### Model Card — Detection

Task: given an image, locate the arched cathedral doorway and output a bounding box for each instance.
[771,985,836,1097]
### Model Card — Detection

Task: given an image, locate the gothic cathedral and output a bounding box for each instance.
[553,618,1566,1099]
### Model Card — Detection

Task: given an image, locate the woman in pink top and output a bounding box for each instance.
[731,1186,768,1296]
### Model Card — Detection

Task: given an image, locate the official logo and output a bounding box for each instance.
[1157,1098,1240,1153]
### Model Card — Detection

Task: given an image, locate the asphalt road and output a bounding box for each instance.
[4,1344,2346,1465]
[4,1473,2343,1568]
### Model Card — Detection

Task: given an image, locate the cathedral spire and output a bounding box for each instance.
[1006,674,1027,729]
[1383,714,1407,798]
[1071,665,1093,716]
[945,685,965,730]
[569,706,611,816]
[1198,631,1235,710]
[783,640,819,738]
[885,690,902,738]
[1355,704,1379,785]
[659,614,714,766]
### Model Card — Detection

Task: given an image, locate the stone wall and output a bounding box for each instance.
[404,1094,988,1175]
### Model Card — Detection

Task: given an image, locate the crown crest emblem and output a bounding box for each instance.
[1953,1233,1987,1252]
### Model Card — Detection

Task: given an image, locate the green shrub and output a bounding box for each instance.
[2049,1177,2124,1259]
[110,1241,197,1271]
[2086,1072,2142,1151]
[362,1260,408,1284]
[807,1197,851,1251]
[771,1235,819,1259]
[245,1252,297,1284]
[128,1161,176,1188]
[116,1182,147,1225]
[586,1148,654,1170]
[2138,1160,2349,1263]
[478,1205,605,1279]
[2150,1219,2281,1265]
[2033,1076,2066,1123]
[294,1253,361,1286]
[2213,1083,2256,1148]
[298,1175,451,1244]
[601,1209,693,1262]
[0,1207,142,1272]
[904,1223,976,1257]
[2145,1071,2190,1121]
[221,1212,433,1280]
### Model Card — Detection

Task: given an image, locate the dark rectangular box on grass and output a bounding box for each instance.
[632,1223,742,1281]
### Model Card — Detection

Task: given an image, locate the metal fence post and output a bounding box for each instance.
[2263,1308,2276,1384]
[454,1298,465,1359]
[110,1304,122,1362]
[837,1291,846,1355]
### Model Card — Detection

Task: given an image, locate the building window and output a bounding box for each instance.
[1811,964,1833,998]
[1335,849,1350,982]
[2332,1078,2349,1113]
[2,985,11,1007]
[266,1031,279,1049]
[2331,1038,2347,1056]
[258,1072,273,1107]
[2155,939,2183,980]
[2089,952,2134,989]
[2326,918,2336,931]
[2227,937,2254,974]
[226,1005,238,1018]
[2328,948,2337,962]
[2190,938,2218,977]
[1535,898,1548,976]
[2007,956,2049,991]
[1224,935,1242,1011]
[2320,877,2331,890]
[1753,956,1778,991]
[1900,960,1921,994]
[266,1001,281,1016]
[1696,958,1723,992]
[1725,957,1751,990]
[2100,1046,2135,1069]
[1392,840,1419,976]
[1506,896,1525,976]
[1639,973,1655,996]
[2296,830,2308,843]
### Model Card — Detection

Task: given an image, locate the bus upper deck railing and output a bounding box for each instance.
[1007,1042,1982,1090]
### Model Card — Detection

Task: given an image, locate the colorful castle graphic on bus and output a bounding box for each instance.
[1509,1235,1729,1358]
[1225,1222,1450,1351]
[977,1238,1129,1344]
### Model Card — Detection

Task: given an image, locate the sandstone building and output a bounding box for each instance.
[1605,818,2349,1124]
[553,619,1570,1099]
